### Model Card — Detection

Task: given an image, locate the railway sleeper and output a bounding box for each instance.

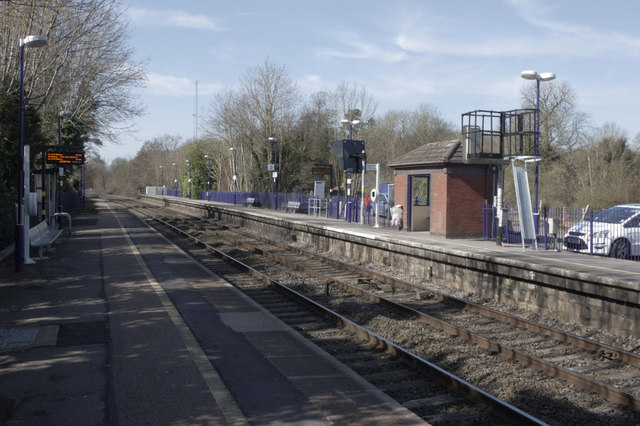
[291,321,335,332]
[362,368,424,383]
[423,407,493,425]
[333,351,384,362]
[282,314,325,324]
[402,393,467,410]
[378,379,438,393]
[345,358,408,372]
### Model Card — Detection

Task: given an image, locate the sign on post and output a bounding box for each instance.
[46,151,85,165]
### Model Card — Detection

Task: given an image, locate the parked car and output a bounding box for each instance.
[377,193,391,218]
[563,204,640,259]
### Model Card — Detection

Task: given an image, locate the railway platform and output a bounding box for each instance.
[147,195,640,339]
[0,199,424,425]
[163,196,640,286]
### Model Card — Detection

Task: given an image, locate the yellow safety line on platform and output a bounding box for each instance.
[109,206,249,426]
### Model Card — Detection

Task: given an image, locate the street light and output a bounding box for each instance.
[16,35,48,272]
[230,147,237,205]
[204,155,210,191]
[56,110,72,214]
[159,165,164,192]
[520,70,556,218]
[340,119,362,223]
[186,159,191,199]
[172,162,177,191]
[268,137,277,210]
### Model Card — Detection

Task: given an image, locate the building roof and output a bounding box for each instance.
[388,139,463,169]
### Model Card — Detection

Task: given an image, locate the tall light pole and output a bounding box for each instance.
[230,147,237,205]
[16,35,47,272]
[204,155,210,191]
[340,119,361,223]
[172,162,177,191]
[268,137,277,210]
[56,110,72,213]
[520,70,555,220]
[186,159,191,199]
[159,165,164,192]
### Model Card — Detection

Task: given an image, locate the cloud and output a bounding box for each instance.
[315,30,406,63]
[145,72,221,97]
[393,1,640,59]
[127,8,223,31]
[505,0,640,55]
[395,23,566,57]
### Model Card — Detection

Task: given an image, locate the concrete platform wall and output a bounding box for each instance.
[142,195,640,339]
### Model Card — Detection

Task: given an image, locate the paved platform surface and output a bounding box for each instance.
[0,199,424,425]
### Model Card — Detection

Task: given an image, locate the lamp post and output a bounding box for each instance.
[159,165,164,194]
[172,162,177,191]
[16,35,48,272]
[269,137,277,210]
[230,147,237,205]
[204,155,210,191]
[186,159,192,199]
[56,110,72,214]
[520,70,555,219]
[340,119,362,223]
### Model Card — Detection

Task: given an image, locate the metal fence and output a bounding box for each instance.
[483,203,640,259]
[194,190,393,227]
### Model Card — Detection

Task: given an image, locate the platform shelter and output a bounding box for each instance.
[388,140,493,238]
[388,108,538,239]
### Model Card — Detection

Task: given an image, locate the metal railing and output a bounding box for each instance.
[194,190,393,227]
[483,204,640,259]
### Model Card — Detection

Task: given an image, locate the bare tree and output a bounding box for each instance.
[364,104,456,183]
[329,81,377,139]
[0,0,146,148]
[204,59,301,193]
[520,80,590,156]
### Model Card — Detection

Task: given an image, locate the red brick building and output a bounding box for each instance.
[388,140,493,238]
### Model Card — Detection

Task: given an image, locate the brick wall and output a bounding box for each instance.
[395,166,490,237]
[444,170,490,238]
[430,174,448,236]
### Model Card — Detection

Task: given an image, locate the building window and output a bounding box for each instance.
[413,176,430,206]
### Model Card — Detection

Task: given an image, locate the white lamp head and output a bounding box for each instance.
[539,72,556,81]
[21,35,48,48]
[520,70,538,80]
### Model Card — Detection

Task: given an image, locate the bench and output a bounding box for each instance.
[281,201,301,213]
[245,197,255,207]
[28,221,63,260]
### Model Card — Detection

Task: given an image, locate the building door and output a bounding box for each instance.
[409,175,430,231]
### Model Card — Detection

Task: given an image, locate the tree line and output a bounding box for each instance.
[2,2,640,250]
[0,0,145,247]
[91,58,640,214]
[89,59,458,199]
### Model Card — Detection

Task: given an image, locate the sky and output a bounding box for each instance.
[98,0,640,164]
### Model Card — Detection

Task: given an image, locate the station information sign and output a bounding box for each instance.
[46,151,85,165]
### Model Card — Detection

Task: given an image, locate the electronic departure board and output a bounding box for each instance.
[46,151,85,165]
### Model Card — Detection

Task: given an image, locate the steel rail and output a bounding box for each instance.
[224,224,640,369]
[149,215,547,425]
[192,220,640,412]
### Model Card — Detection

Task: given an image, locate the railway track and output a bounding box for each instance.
[120,198,640,424]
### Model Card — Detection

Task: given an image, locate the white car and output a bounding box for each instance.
[563,204,640,259]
